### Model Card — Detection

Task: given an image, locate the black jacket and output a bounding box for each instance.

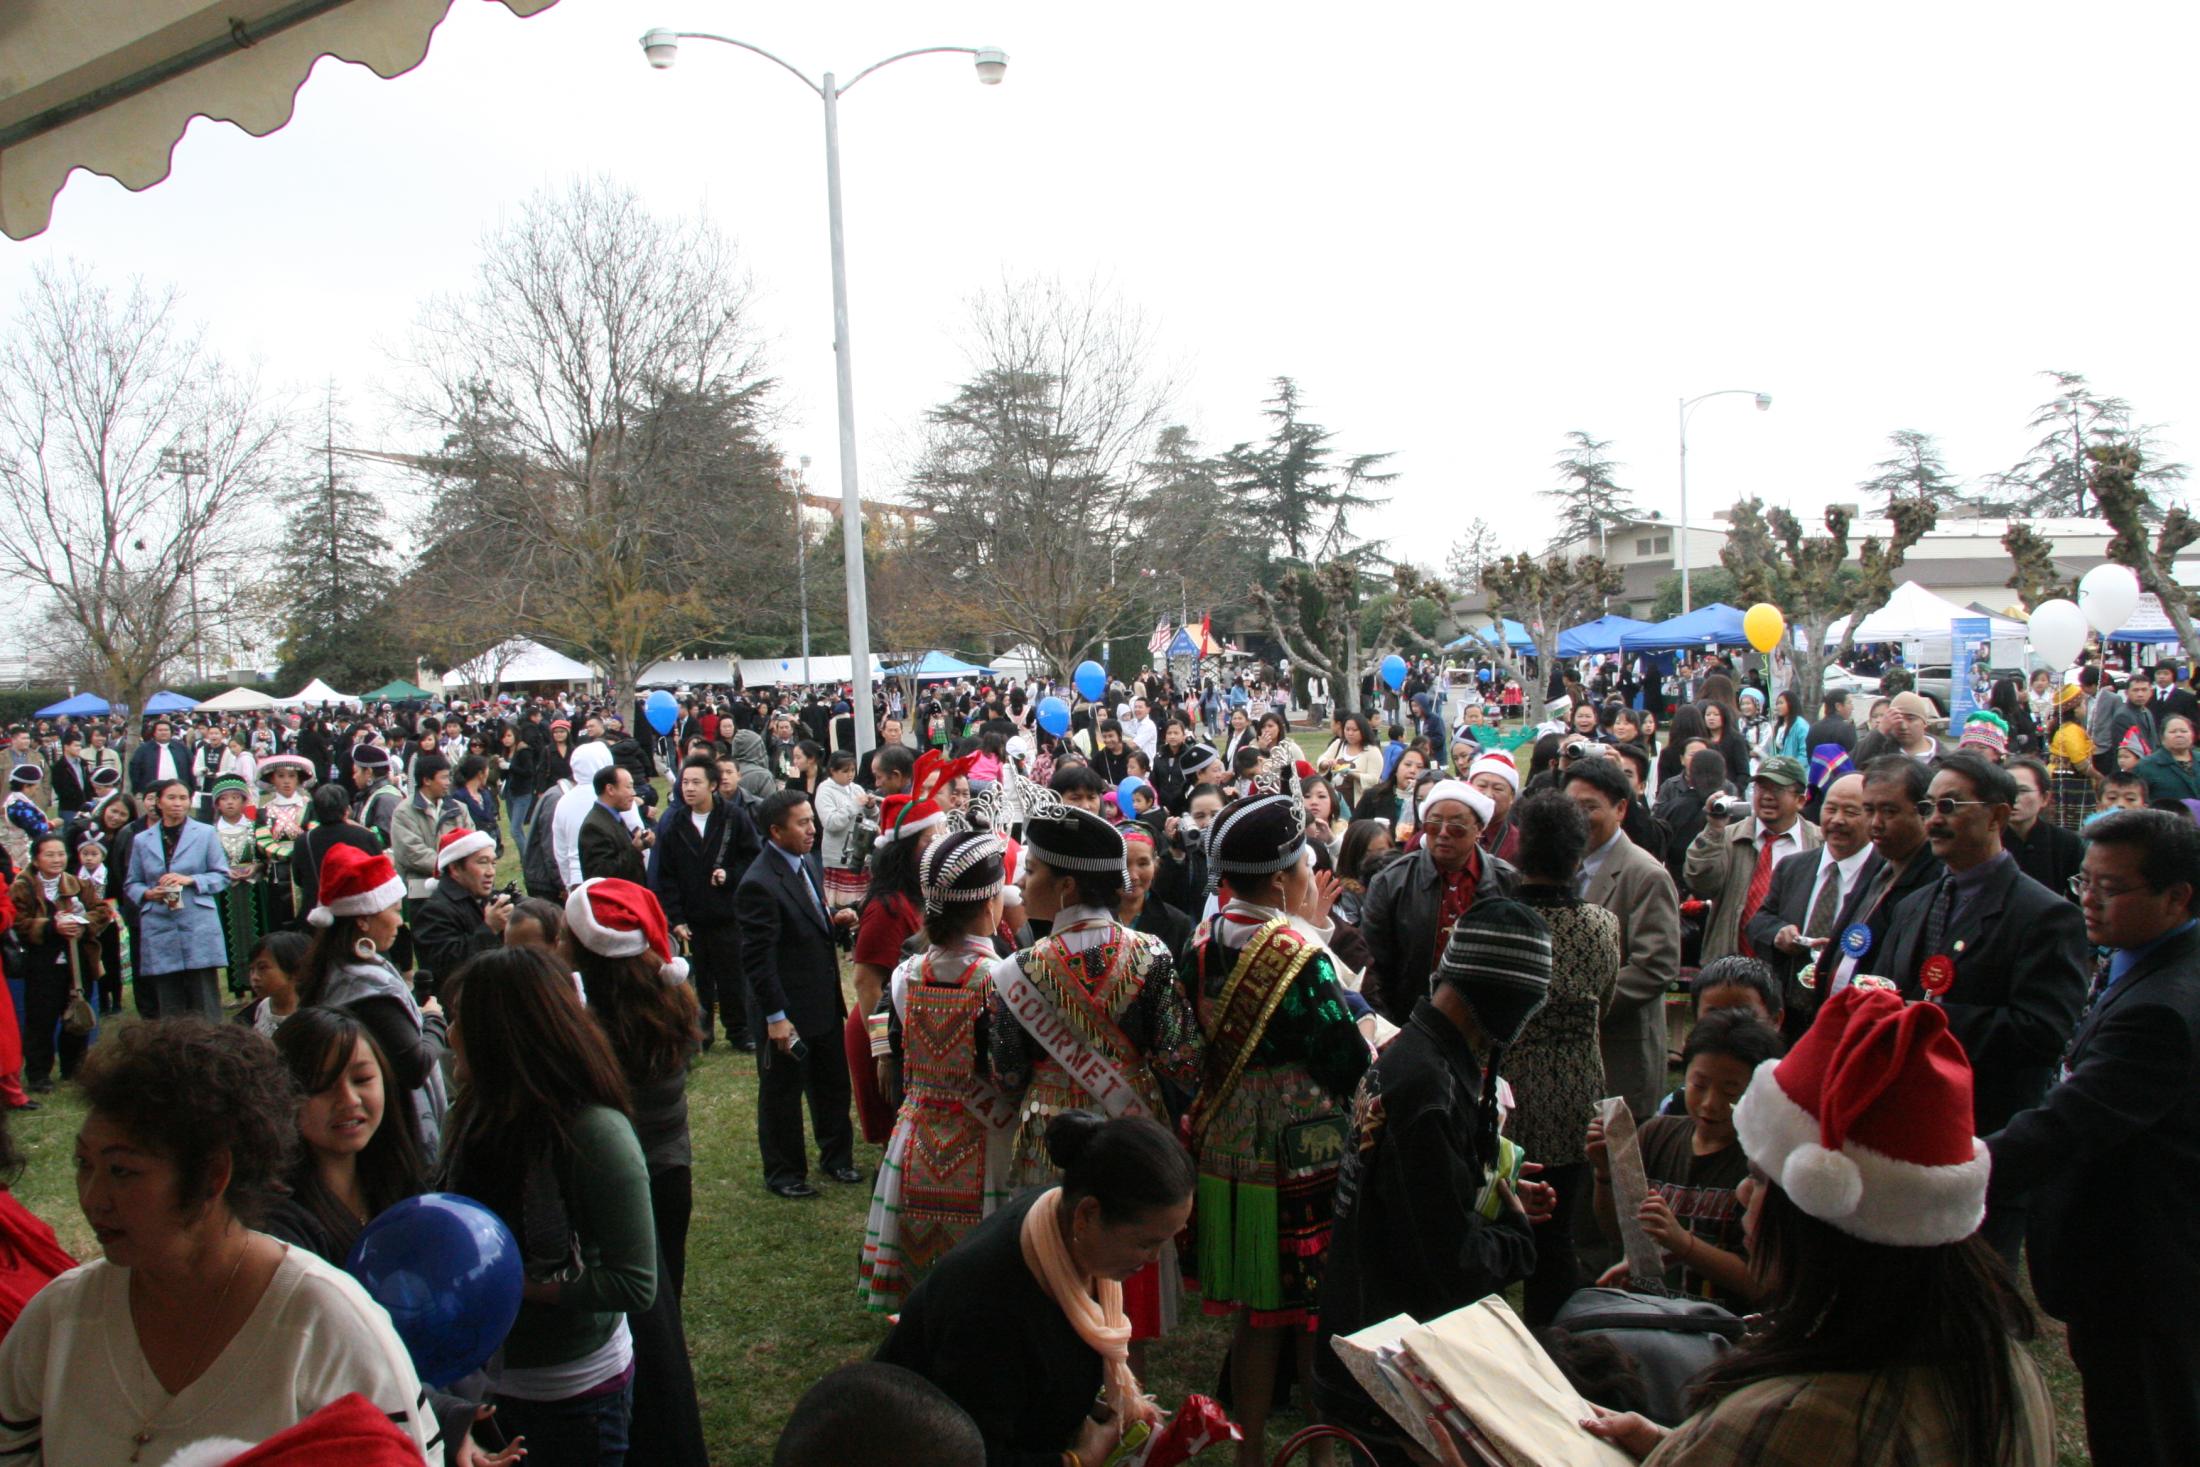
[410,877,499,991]
[1805,713,1857,753]
[2003,818,2084,901]
[1807,846,1943,1002]
[1742,846,1857,1037]
[1359,845,1520,1023]
[1880,855,2089,1134]
[49,757,90,816]
[579,802,647,885]
[735,846,847,1037]
[1316,1001,1536,1412]
[1989,924,2200,1323]
[127,739,194,798]
[648,796,759,931]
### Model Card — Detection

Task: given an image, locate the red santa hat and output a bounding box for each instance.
[435,829,495,870]
[873,792,943,848]
[1467,748,1520,795]
[306,844,405,928]
[564,878,689,984]
[164,1392,425,1467]
[1733,984,1990,1247]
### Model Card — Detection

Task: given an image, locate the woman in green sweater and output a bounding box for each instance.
[2137,713,2200,804]
[441,946,658,1467]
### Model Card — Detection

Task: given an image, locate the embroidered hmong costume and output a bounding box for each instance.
[1,765,49,876]
[214,810,262,991]
[253,755,315,930]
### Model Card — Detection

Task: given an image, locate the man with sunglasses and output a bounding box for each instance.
[1875,751,2087,1259]
[1360,778,1520,1023]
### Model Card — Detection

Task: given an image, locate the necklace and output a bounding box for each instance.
[130,1237,252,1463]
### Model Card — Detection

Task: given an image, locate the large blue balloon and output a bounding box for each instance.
[346,1193,524,1389]
[644,688,680,736]
[1036,696,1071,737]
[1073,660,1108,702]
[1379,654,1409,692]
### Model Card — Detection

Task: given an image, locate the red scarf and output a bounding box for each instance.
[1432,846,1484,973]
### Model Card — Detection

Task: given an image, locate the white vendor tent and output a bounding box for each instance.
[988,644,1048,679]
[1824,580,2026,644]
[638,657,735,687]
[443,638,597,690]
[276,678,357,708]
[736,655,883,688]
[196,685,280,712]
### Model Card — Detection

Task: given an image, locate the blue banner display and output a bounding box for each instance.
[1950,616,1991,730]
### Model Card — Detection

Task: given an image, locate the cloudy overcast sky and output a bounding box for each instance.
[5,1,2195,567]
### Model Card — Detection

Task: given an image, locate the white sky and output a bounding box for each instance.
[5,1,2197,572]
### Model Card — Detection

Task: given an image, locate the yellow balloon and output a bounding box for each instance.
[1744,602,1786,653]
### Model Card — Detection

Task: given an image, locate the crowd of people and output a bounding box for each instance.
[0,635,2187,1466]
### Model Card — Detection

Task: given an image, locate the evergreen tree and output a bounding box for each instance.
[1220,378,1395,561]
[274,394,406,688]
[1545,431,1639,553]
[2006,370,2187,516]
[1860,429,1960,511]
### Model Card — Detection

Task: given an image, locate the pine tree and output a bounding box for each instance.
[1545,431,1639,554]
[2006,370,2187,516]
[274,392,406,688]
[1859,429,1960,511]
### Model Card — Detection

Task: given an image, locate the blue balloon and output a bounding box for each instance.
[644,688,679,735]
[1073,660,1108,702]
[1037,696,1071,737]
[1379,654,1409,692]
[346,1193,524,1389]
[1115,775,1147,816]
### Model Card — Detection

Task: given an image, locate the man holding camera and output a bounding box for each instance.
[411,829,510,997]
[1684,754,1822,964]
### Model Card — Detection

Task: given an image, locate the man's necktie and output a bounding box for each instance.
[1736,836,1779,954]
[1805,864,1843,941]
[1919,878,1955,963]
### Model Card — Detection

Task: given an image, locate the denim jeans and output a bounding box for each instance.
[491,1376,633,1467]
[507,791,537,841]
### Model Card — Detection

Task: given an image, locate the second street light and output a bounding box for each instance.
[1676,388,1772,613]
[639,28,1007,759]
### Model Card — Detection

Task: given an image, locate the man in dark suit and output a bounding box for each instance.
[49,731,91,817]
[735,789,859,1199]
[1988,809,2200,1467]
[1876,751,2088,1258]
[1809,756,1944,1011]
[1744,772,1872,1040]
[650,753,762,1053]
[127,718,191,799]
[1804,689,1857,754]
[578,765,651,884]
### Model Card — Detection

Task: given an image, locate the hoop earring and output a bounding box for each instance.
[353,937,378,963]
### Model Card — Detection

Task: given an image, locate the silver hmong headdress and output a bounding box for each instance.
[920,830,1008,913]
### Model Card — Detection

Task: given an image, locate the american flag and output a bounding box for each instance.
[1147,617,1173,655]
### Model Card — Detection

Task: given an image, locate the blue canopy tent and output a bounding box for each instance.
[1619,603,1750,654]
[141,690,200,715]
[34,692,110,718]
[1557,614,1654,657]
[885,651,995,681]
[1445,618,1535,654]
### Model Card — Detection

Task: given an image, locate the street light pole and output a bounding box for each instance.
[1676,389,1773,613]
[640,30,1006,760]
[795,455,813,686]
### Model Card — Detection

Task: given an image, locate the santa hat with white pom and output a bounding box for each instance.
[1732,982,1990,1246]
[564,877,690,986]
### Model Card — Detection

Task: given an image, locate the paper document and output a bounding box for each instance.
[1596,1095,1667,1291]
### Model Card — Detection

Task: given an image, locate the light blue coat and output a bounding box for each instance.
[125,818,233,974]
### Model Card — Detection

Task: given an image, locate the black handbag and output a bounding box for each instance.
[1550,1286,1747,1426]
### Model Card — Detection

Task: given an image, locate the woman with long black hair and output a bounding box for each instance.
[1584,985,2051,1467]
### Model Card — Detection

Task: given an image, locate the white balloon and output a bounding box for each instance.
[2078,563,2141,636]
[2029,598,2089,668]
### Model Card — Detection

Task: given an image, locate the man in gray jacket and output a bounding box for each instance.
[391,752,473,902]
[1566,758,1682,1121]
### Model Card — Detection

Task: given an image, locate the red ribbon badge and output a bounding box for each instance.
[1920,954,1956,997]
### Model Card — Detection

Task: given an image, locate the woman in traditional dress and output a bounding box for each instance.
[982,791,1200,1342]
[208,774,263,996]
[254,753,314,930]
[861,828,1014,1312]
[1184,786,1373,1466]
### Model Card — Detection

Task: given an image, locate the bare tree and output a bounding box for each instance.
[2093,440,2200,666]
[0,263,286,711]
[1479,552,1623,681]
[901,275,1183,678]
[400,177,796,707]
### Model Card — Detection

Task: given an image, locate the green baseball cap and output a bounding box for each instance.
[1753,755,1807,789]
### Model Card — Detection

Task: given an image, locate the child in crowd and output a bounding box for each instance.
[1656,957,1782,1115]
[236,929,309,1037]
[1589,1008,1785,1310]
[1380,725,1408,782]
[73,839,103,895]
[2090,771,2150,823]
[2117,728,2149,774]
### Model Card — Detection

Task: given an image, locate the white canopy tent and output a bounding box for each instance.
[442,638,597,690]
[988,645,1048,679]
[276,677,358,708]
[735,655,883,688]
[638,657,735,687]
[1824,580,2027,645]
[2,0,561,241]
[196,685,280,712]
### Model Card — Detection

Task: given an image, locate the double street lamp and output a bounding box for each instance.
[1675,389,1772,613]
[639,29,1008,758]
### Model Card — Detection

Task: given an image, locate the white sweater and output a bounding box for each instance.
[0,1244,437,1465]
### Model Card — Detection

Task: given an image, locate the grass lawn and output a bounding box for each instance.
[5,771,2093,1465]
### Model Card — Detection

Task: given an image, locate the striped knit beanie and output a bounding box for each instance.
[1436,897,1552,1046]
